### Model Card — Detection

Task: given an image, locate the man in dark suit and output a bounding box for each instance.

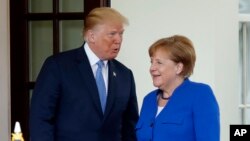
[29,7,139,141]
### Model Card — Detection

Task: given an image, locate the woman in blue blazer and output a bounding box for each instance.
[136,35,220,141]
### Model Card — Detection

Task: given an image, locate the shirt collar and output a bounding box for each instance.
[84,43,108,67]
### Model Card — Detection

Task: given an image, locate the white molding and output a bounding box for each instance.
[239,14,250,22]
[239,104,250,108]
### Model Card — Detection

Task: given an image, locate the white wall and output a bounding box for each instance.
[0,0,10,140]
[112,0,239,141]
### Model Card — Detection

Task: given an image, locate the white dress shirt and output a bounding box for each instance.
[84,43,109,94]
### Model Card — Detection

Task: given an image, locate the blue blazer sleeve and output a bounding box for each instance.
[193,85,220,141]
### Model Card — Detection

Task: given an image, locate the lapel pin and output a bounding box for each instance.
[113,72,116,77]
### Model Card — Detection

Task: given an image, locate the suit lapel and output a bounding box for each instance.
[76,47,103,117]
[104,61,117,118]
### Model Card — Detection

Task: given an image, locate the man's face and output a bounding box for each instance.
[88,22,125,60]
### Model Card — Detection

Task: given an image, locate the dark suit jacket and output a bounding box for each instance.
[30,45,139,141]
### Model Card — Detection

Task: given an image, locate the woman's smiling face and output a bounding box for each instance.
[150,49,182,90]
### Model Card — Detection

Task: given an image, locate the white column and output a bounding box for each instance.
[0,0,11,140]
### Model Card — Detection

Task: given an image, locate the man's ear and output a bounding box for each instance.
[86,30,95,43]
